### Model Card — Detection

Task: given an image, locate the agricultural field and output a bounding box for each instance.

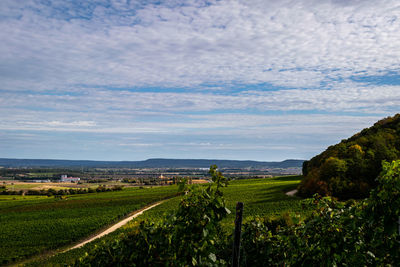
[125,175,304,228]
[223,175,303,224]
[30,175,304,266]
[0,185,179,265]
[1,180,138,192]
[48,166,400,266]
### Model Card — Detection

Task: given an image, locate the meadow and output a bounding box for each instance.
[29,175,303,266]
[0,186,179,265]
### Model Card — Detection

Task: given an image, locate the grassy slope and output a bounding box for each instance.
[126,176,303,227]
[0,186,178,265]
[223,176,303,224]
[31,176,304,266]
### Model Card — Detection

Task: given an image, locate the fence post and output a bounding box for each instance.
[232,202,244,267]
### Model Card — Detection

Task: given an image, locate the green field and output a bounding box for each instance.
[18,176,303,266]
[125,176,303,228]
[0,186,179,265]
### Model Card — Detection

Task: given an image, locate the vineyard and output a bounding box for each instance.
[36,162,400,266]
[127,176,304,228]
[0,186,179,265]
[28,174,304,266]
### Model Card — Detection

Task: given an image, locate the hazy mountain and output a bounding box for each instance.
[0,158,304,169]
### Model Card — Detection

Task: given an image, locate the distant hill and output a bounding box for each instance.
[0,158,304,169]
[298,114,400,199]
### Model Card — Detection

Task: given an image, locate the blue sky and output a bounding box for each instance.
[1,0,400,161]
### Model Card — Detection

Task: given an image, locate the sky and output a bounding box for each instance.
[0,0,400,162]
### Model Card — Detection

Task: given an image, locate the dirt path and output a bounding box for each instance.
[65,199,166,251]
[10,199,168,267]
[286,189,298,196]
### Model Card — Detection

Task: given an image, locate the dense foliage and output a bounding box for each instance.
[299,114,400,199]
[77,161,400,266]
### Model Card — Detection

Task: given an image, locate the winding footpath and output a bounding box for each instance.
[66,199,167,251]
[286,189,298,196]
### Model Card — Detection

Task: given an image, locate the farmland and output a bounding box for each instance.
[1,180,141,192]
[39,163,400,266]
[0,186,179,265]
[29,175,303,266]
[125,176,304,228]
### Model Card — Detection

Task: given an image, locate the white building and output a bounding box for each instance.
[60,174,80,182]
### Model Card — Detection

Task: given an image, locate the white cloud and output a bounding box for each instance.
[1,82,399,119]
[43,120,96,127]
[0,111,381,160]
[1,0,400,90]
[1,0,400,160]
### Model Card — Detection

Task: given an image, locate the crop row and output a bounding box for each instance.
[0,186,179,265]
[25,176,304,266]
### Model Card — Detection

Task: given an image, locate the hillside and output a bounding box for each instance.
[298,114,400,199]
[0,158,304,169]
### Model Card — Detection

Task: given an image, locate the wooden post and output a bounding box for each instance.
[398,216,400,236]
[232,202,244,267]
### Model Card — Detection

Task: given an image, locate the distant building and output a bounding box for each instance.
[60,174,80,182]
[33,179,50,183]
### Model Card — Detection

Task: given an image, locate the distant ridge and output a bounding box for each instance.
[0,158,304,169]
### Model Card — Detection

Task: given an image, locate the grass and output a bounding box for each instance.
[26,176,304,266]
[0,186,179,265]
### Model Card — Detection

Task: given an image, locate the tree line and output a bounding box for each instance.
[0,185,123,196]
